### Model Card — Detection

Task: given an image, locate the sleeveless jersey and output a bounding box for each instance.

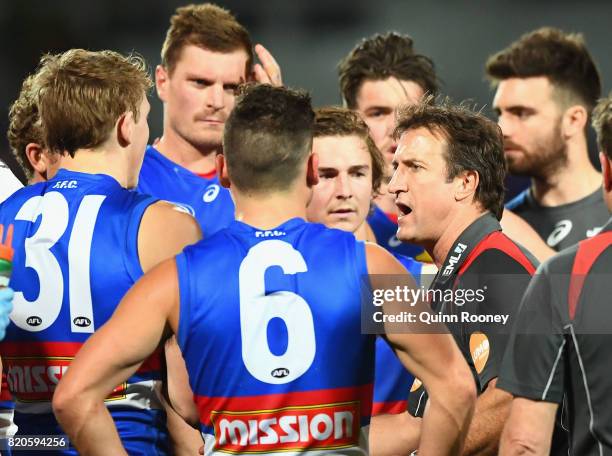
[137,145,234,237]
[0,169,168,455]
[176,219,375,455]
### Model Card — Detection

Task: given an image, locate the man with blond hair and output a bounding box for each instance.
[0,49,201,454]
[138,3,282,236]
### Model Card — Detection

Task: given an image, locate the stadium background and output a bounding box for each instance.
[1,0,611,197]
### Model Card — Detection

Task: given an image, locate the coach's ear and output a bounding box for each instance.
[216,154,230,188]
[156,65,169,103]
[600,152,612,192]
[306,152,319,187]
[454,169,479,203]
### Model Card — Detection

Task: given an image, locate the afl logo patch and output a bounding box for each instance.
[26,316,42,326]
[547,220,572,247]
[203,184,220,203]
[271,368,290,379]
[469,332,490,374]
[73,317,91,328]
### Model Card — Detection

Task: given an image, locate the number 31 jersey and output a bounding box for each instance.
[0,169,168,455]
[176,218,375,456]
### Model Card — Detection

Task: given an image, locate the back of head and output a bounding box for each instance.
[161,3,253,75]
[36,49,152,157]
[7,74,43,180]
[394,97,506,219]
[593,93,612,160]
[314,106,385,193]
[223,84,314,194]
[338,32,439,109]
[486,27,601,113]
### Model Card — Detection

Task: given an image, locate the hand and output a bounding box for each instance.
[0,287,14,341]
[252,44,283,87]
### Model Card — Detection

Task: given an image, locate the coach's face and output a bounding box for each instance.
[156,45,248,151]
[388,127,456,246]
[493,76,566,178]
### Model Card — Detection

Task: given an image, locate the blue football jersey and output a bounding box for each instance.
[367,205,431,262]
[0,169,168,455]
[176,219,375,455]
[137,146,234,237]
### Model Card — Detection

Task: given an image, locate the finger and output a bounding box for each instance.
[253,63,271,85]
[255,44,282,86]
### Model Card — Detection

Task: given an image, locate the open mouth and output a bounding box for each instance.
[396,202,412,216]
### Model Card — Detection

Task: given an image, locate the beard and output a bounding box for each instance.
[505,122,568,179]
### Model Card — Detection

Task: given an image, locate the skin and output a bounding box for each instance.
[155,44,283,175]
[53,150,476,456]
[493,76,600,206]
[355,78,424,214]
[388,127,513,454]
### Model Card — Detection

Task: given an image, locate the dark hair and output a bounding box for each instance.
[593,93,612,159]
[394,97,506,220]
[161,3,253,76]
[223,84,314,193]
[314,106,385,193]
[338,32,439,109]
[36,49,152,157]
[485,27,601,112]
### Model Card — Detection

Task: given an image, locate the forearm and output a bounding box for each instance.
[369,412,421,456]
[55,398,126,456]
[499,399,556,456]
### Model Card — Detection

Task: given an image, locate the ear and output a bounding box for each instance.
[306,152,319,187]
[600,152,612,193]
[454,170,479,203]
[117,111,134,148]
[156,65,169,103]
[25,143,46,175]
[561,105,588,138]
[216,154,231,188]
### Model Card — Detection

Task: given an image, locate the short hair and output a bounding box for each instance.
[161,3,253,76]
[593,93,612,159]
[7,74,43,180]
[35,49,152,157]
[394,97,506,220]
[223,84,314,194]
[338,32,439,109]
[314,107,385,193]
[485,27,601,112]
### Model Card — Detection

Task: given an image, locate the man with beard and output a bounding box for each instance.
[487,27,608,250]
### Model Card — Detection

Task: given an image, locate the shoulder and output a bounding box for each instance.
[463,231,538,275]
[365,242,410,275]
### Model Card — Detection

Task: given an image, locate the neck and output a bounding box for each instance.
[355,221,377,242]
[430,207,486,269]
[531,137,601,206]
[155,129,219,175]
[233,188,310,230]
[59,148,129,188]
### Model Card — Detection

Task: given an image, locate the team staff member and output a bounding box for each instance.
[54,84,476,456]
[389,99,538,454]
[499,94,612,455]
[0,49,201,455]
[138,3,282,236]
[488,27,608,250]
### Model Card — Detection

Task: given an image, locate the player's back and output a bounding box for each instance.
[0,169,168,455]
[138,145,234,236]
[176,218,375,455]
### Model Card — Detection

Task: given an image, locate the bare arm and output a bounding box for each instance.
[500,210,554,263]
[366,243,476,456]
[461,379,512,455]
[500,398,558,456]
[53,260,180,455]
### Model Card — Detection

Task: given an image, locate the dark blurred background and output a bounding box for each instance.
[1,0,610,196]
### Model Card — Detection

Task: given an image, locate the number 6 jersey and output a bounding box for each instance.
[176,218,375,455]
[0,169,169,455]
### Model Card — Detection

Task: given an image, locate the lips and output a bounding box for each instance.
[330,208,355,215]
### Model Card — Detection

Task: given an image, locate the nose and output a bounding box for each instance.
[497,113,514,138]
[387,167,404,196]
[335,173,353,199]
[205,83,225,110]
